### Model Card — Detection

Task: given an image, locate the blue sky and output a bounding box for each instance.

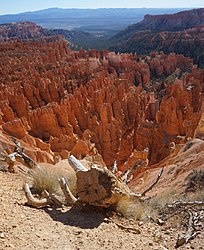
[0,0,203,14]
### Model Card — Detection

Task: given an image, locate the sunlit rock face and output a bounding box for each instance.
[132,8,204,32]
[0,37,203,169]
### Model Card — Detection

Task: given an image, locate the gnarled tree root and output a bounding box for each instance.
[58,177,77,205]
[176,211,196,248]
[23,183,53,208]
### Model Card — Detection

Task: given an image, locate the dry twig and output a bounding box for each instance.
[176,211,196,248]
[168,201,204,208]
[141,168,164,196]
[104,218,141,234]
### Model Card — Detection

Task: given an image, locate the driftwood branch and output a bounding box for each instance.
[104,218,141,234]
[58,177,77,204]
[68,158,135,207]
[127,160,143,181]
[19,149,164,210]
[141,168,164,196]
[0,151,19,172]
[168,200,204,208]
[11,137,40,170]
[23,183,52,208]
[163,200,204,247]
[176,211,196,248]
[112,160,117,174]
[68,155,88,172]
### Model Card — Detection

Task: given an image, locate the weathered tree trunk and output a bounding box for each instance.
[6,138,163,210]
[68,156,140,208]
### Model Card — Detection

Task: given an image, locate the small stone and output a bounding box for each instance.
[75,230,82,235]
[164,230,171,235]
[138,221,144,226]
[36,233,41,238]
[157,218,165,225]
[0,232,5,238]
[104,218,109,223]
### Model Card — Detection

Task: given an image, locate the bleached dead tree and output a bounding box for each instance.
[2,137,164,209]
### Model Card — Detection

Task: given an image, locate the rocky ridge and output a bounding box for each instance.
[0,21,94,47]
[112,8,204,42]
[110,8,204,67]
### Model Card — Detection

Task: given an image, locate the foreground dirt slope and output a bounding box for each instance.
[0,171,203,250]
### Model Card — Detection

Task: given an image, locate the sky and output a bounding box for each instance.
[0,0,203,15]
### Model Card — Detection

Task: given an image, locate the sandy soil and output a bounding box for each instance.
[0,171,203,250]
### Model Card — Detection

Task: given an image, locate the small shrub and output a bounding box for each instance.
[31,168,60,195]
[147,190,176,210]
[29,165,77,196]
[188,190,204,201]
[0,162,8,172]
[185,169,204,192]
[116,189,178,220]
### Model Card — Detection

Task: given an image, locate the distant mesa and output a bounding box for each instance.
[0,21,97,50]
[0,22,47,40]
[112,8,204,40]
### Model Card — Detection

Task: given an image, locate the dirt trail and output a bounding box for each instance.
[0,172,203,250]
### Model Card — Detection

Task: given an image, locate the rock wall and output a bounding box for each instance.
[111,25,204,67]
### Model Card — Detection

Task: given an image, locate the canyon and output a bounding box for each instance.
[1,8,204,68]
[0,36,203,171]
[0,9,203,250]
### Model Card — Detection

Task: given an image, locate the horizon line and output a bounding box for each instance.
[0,6,201,16]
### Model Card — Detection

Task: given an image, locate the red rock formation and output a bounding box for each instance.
[0,21,80,45]
[0,22,45,40]
[0,38,203,170]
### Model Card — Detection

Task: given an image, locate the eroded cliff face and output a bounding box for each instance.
[0,22,46,40]
[0,39,203,169]
[110,25,204,68]
[138,8,204,32]
[112,8,204,42]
